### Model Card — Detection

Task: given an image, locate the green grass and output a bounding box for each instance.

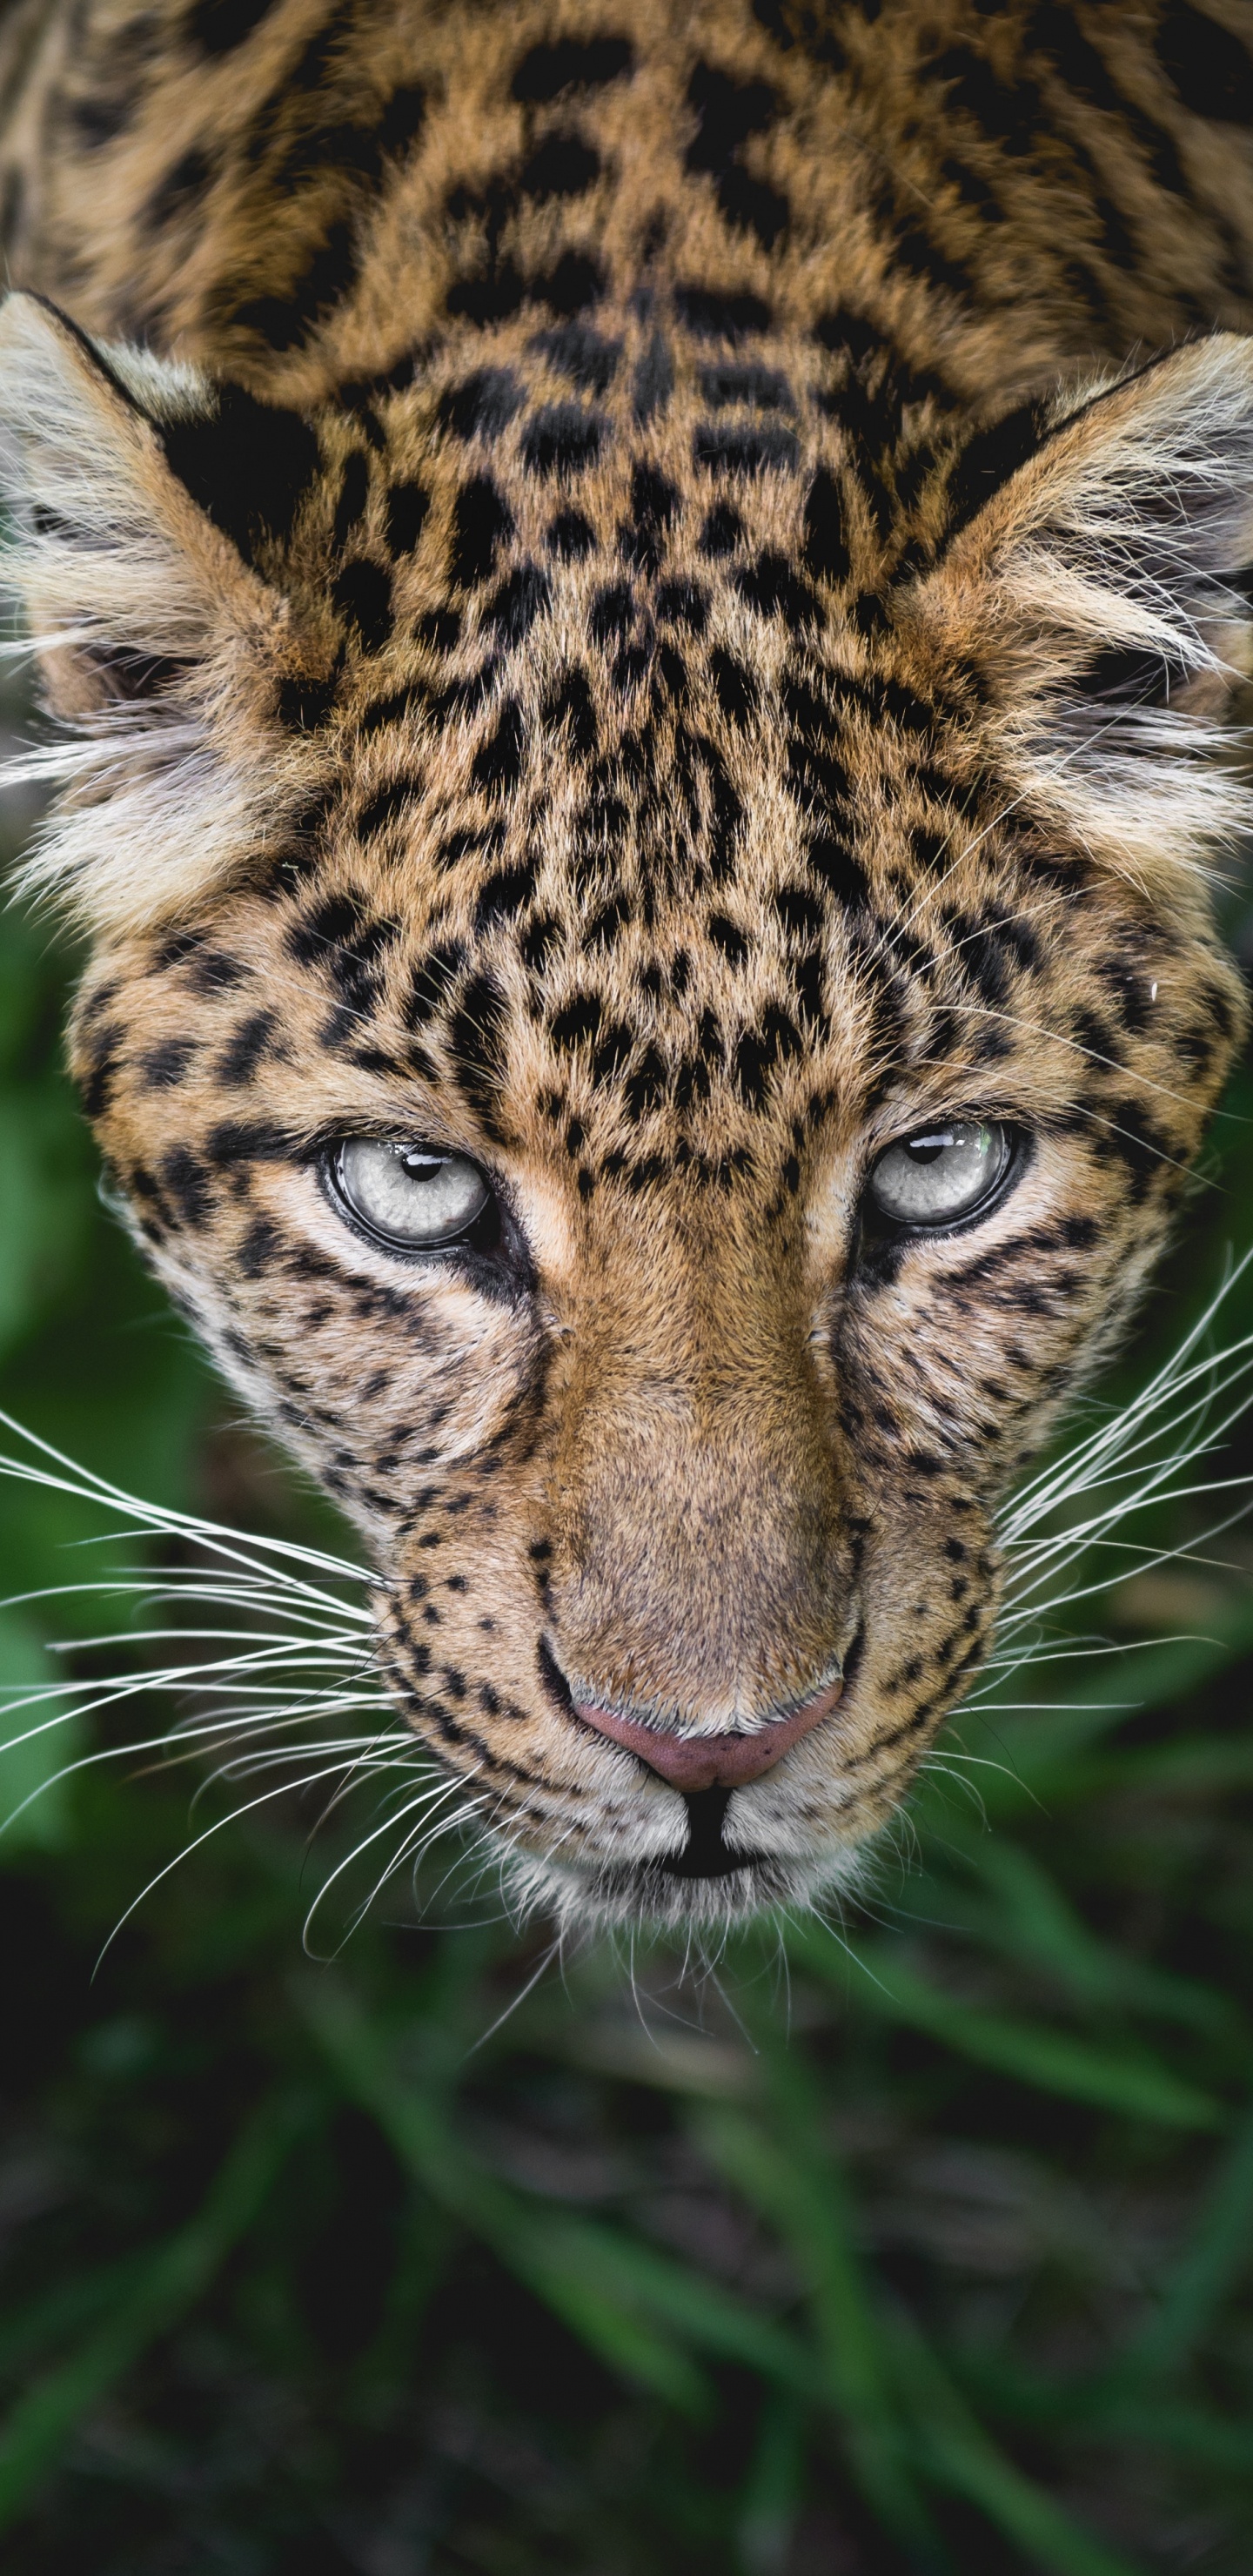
[3,878,1253,2572]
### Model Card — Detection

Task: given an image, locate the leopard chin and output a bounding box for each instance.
[2,0,1253,1930]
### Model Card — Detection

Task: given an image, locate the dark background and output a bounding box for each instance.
[2,676,1253,2573]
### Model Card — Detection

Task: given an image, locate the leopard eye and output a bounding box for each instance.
[330,1139,491,1251]
[868,1119,1012,1231]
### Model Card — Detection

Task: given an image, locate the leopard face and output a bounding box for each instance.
[0,303,1230,1928]
[2,0,1252,1923]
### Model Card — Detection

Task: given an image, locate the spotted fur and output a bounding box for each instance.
[1,0,1252,1926]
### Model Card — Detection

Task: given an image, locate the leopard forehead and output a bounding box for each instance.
[216,305,962,847]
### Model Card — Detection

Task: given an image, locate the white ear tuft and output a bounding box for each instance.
[0,293,325,936]
[916,334,1253,887]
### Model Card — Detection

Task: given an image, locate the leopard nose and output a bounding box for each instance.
[571,1677,843,1791]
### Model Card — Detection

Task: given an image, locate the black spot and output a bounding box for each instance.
[204,1117,291,1166]
[708,913,749,966]
[78,1023,123,1117]
[332,449,370,547]
[278,666,342,732]
[633,330,675,423]
[550,992,603,1048]
[528,251,606,315]
[592,1020,633,1085]
[476,862,537,928]
[227,219,362,354]
[1156,3,1253,119]
[546,509,595,559]
[437,825,497,868]
[332,559,392,652]
[446,262,528,326]
[152,926,208,975]
[439,369,523,439]
[589,582,635,644]
[70,85,137,151]
[529,320,621,392]
[734,551,821,627]
[237,1218,280,1277]
[484,562,552,646]
[218,1010,278,1084]
[710,647,758,728]
[655,580,708,633]
[699,362,794,411]
[449,477,515,587]
[674,283,771,340]
[405,943,466,1030]
[519,134,601,199]
[521,406,605,476]
[471,699,526,794]
[613,641,650,695]
[189,948,248,993]
[699,503,745,558]
[542,668,598,754]
[414,609,460,654]
[147,144,212,229]
[623,1045,667,1120]
[520,913,561,973]
[447,973,509,1125]
[802,466,850,581]
[808,835,868,907]
[187,0,278,54]
[159,387,320,563]
[385,480,430,553]
[356,775,422,839]
[512,37,633,100]
[620,462,680,578]
[774,882,824,940]
[694,421,800,476]
[138,1037,198,1090]
[161,1144,212,1228]
[734,1023,776,1111]
[685,63,787,250]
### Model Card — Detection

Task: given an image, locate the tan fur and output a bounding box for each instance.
[0,0,1250,1923]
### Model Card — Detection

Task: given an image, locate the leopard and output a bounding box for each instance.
[0,0,1252,1932]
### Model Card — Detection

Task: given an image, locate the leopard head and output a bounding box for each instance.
[0,292,1249,1927]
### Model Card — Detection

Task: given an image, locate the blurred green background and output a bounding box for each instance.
[3,683,1253,2575]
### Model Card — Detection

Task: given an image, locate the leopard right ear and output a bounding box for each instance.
[910,333,1253,896]
[0,292,334,935]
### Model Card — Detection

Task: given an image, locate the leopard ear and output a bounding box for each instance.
[914,334,1253,888]
[0,292,332,935]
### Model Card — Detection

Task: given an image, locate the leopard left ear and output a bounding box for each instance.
[0,292,333,935]
[911,333,1253,888]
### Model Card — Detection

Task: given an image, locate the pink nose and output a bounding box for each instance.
[572,1678,844,1791]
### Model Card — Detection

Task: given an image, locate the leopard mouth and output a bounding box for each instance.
[653,1786,762,1881]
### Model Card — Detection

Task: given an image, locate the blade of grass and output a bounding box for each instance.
[887,2307,1148,2576]
[296,1975,714,2414]
[0,2084,315,2531]
[906,1835,1235,2037]
[788,1922,1223,2128]
[951,2348,1253,2474]
[0,2253,149,2381]
[736,2388,807,2576]
[1115,2092,1253,2385]
[694,2100,946,2569]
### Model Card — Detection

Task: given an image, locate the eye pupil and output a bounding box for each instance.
[868,1120,1012,1231]
[331,1139,492,1252]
